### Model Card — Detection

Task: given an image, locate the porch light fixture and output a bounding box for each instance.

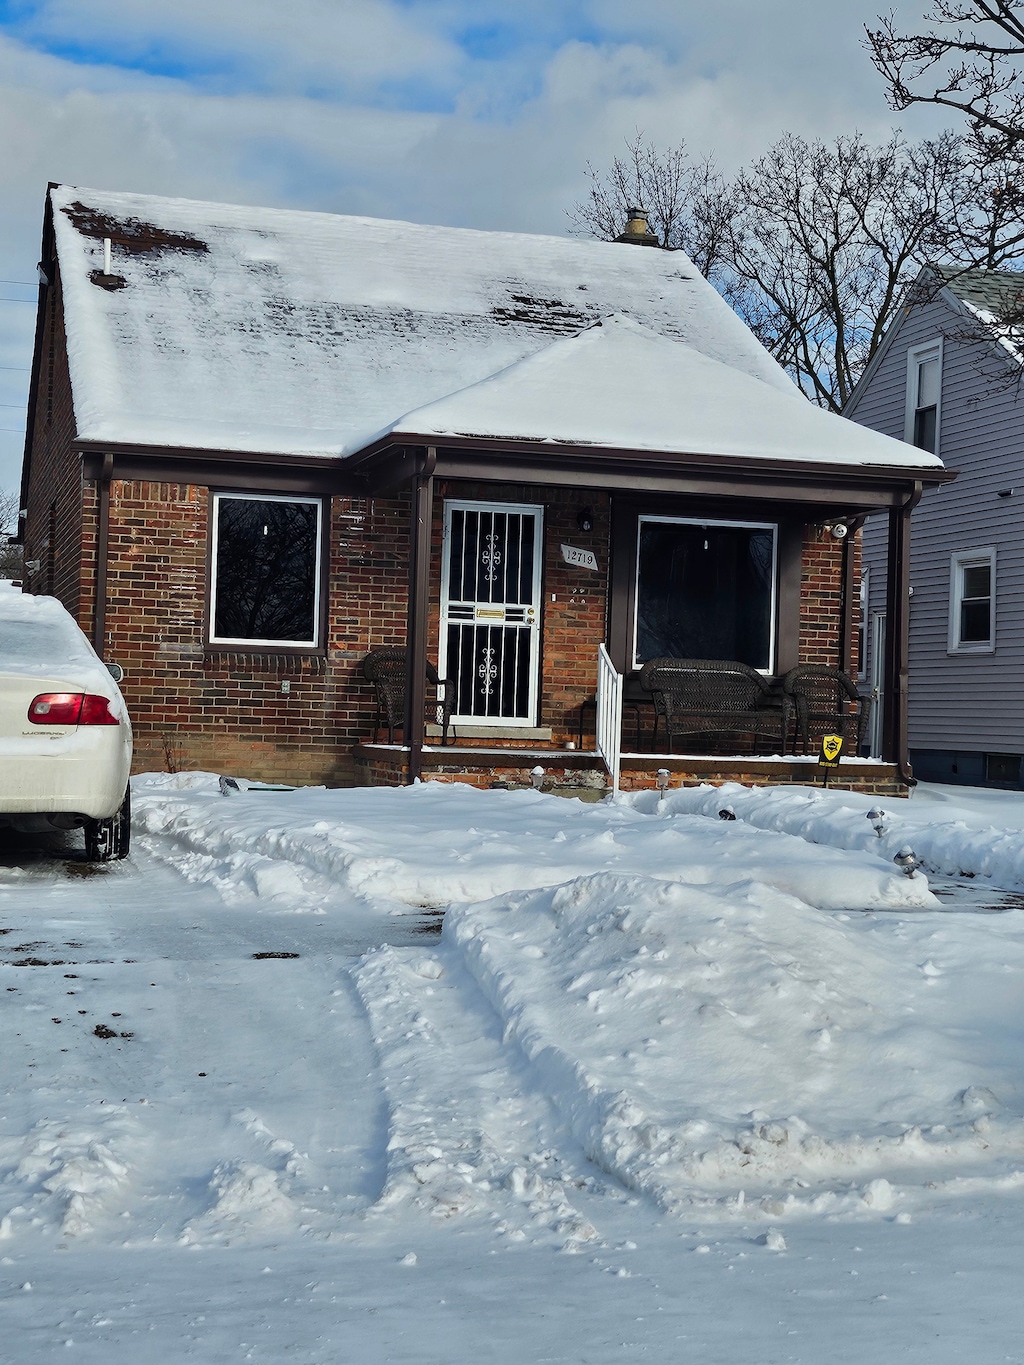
[866,807,886,838]
[531,765,545,791]
[656,768,670,798]
[822,520,850,540]
[577,508,594,533]
[894,846,919,877]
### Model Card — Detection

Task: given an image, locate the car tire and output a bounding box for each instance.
[84,786,131,862]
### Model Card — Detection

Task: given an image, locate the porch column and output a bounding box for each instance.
[881,481,922,771]
[404,448,436,785]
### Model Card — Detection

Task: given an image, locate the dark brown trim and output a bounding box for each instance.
[404,450,436,784]
[882,482,923,779]
[18,186,58,533]
[80,446,361,496]
[93,452,113,655]
[349,431,955,496]
[775,520,803,673]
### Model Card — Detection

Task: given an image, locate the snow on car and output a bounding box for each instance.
[0,583,132,859]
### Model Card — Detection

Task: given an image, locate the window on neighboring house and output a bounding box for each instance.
[633,517,777,671]
[904,340,943,453]
[948,548,996,653]
[209,493,323,647]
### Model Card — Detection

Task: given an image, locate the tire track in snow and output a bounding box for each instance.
[351,945,612,1252]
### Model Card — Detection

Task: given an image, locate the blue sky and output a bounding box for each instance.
[0,0,935,501]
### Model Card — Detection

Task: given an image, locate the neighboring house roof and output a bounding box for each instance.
[929,262,1024,316]
[392,315,940,468]
[845,262,1024,418]
[48,184,941,472]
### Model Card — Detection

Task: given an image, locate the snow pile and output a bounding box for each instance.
[132,775,936,914]
[652,781,1024,888]
[437,870,1024,1220]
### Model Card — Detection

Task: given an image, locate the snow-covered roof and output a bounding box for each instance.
[391,316,940,468]
[49,185,941,471]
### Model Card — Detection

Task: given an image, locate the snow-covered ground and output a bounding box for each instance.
[1,774,1023,1362]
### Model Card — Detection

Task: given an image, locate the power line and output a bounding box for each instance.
[0,426,25,433]
[0,298,35,304]
[0,279,36,288]
[0,366,29,372]
[0,402,25,408]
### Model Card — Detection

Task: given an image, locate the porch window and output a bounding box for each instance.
[209,493,322,647]
[634,517,777,671]
[948,547,996,653]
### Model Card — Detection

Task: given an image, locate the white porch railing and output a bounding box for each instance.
[595,643,623,795]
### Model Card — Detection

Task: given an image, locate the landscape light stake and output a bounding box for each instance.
[894,846,919,878]
[531,766,545,791]
[866,807,886,838]
[656,768,670,800]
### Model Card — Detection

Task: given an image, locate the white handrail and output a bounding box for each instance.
[596,643,623,795]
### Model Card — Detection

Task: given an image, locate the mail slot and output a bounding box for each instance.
[475,606,507,621]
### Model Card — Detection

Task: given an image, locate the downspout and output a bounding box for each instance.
[93,452,113,656]
[404,446,437,785]
[884,480,923,788]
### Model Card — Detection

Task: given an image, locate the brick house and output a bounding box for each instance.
[18,185,950,793]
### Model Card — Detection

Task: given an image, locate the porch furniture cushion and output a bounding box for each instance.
[781,665,871,755]
[638,657,787,755]
[361,647,454,745]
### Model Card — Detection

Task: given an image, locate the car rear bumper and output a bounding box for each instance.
[0,747,130,820]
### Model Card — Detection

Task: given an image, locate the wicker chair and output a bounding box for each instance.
[638,658,787,755]
[781,665,870,755]
[361,647,454,745]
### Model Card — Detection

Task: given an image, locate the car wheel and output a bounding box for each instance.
[84,786,131,862]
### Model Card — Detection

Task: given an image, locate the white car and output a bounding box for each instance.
[0,586,133,860]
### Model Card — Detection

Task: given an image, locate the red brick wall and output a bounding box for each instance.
[97,484,411,784]
[22,267,84,616]
[798,527,844,667]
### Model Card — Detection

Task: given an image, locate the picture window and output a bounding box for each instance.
[209,494,322,647]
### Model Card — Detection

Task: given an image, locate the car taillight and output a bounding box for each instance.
[28,693,119,725]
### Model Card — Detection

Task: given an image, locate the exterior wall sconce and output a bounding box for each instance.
[822,521,850,540]
[577,508,594,533]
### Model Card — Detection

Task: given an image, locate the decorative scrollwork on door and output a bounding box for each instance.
[481,533,502,584]
[477,646,498,696]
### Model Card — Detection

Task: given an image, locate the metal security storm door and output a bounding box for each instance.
[439,501,544,726]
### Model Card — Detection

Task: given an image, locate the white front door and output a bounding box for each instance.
[439,500,544,726]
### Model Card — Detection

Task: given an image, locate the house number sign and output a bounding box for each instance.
[560,544,598,571]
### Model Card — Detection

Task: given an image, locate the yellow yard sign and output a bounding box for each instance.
[818,734,844,767]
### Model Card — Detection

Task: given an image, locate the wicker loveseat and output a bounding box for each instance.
[638,657,787,755]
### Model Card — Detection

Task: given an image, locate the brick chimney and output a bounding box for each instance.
[615,207,659,247]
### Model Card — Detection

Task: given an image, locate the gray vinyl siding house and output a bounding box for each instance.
[847,266,1024,788]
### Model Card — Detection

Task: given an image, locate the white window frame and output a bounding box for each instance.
[209,492,323,648]
[948,547,996,654]
[904,339,943,453]
[632,515,779,673]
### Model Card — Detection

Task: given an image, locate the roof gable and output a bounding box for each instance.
[392,315,941,468]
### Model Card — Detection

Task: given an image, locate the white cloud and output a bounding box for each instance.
[0,1,953,494]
